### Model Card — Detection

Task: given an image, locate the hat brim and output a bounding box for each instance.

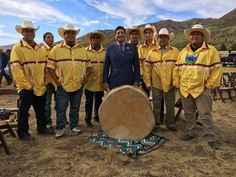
[184,28,211,41]
[140,26,157,39]
[15,25,39,34]
[86,31,105,43]
[58,28,80,39]
[155,32,174,41]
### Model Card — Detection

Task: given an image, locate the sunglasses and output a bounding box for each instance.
[92,36,100,39]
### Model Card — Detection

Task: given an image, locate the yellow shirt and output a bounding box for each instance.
[138,39,157,76]
[10,39,46,96]
[173,42,222,98]
[85,45,106,92]
[144,46,180,92]
[41,44,56,88]
[47,41,91,92]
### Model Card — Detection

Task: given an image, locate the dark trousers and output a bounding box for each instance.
[85,89,104,123]
[0,69,12,85]
[45,83,56,125]
[17,90,47,137]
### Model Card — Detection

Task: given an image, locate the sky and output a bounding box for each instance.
[0,0,235,46]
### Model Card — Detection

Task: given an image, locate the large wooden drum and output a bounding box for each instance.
[99,85,155,140]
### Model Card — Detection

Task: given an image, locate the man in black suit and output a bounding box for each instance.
[103,26,140,91]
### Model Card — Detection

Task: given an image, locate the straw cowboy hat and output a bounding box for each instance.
[127,26,141,35]
[140,24,157,39]
[155,28,174,41]
[86,30,105,43]
[184,24,211,41]
[15,21,39,34]
[58,23,80,38]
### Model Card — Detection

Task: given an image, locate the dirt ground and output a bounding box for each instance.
[0,67,236,177]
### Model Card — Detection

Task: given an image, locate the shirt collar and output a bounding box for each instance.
[43,43,53,50]
[60,40,81,48]
[143,39,156,47]
[20,39,40,49]
[87,44,105,53]
[116,41,126,46]
[186,41,209,52]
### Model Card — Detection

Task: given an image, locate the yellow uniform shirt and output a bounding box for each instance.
[144,46,179,92]
[47,41,91,92]
[138,39,157,76]
[173,42,222,98]
[41,44,56,88]
[10,39,46,96]
[85,45,106,92]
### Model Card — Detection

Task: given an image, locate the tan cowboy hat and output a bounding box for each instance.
[127,26,140,35]
[86,30,105,43]
[184,24,211,41]
[58,23,80,38]
[15,21,39,34]
[155,28,174,41]
[140,24,157,39]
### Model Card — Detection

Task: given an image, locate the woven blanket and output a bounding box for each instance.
[88,132,166,157]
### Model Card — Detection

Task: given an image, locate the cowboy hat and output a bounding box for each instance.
[127,26,140,35]
[15,21,39,34]
[86,30,105,43]
[140,24,157,39]
[58,23,80,38]
[155,28,174,41]
[184,24,211,41]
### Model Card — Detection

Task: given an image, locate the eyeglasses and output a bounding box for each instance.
[92,36,100,39]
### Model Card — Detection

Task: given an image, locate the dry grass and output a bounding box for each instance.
[0,67,236,177]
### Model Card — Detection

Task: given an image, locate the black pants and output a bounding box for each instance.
[85,89,104,123]
[0,69,12,85]
[17,90,47,137]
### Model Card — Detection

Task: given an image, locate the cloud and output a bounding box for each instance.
[0,0,75,23]
[84,0,235,26]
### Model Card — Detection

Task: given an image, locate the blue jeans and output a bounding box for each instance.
[55,86,83,129]
[45,83,56,125]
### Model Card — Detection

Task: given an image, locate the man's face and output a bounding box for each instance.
[64,30,76,44]
[189,31,204,46]
[91,34,101,46]
[158,35,169,48]
[44,33,54,47]
[115,29,126,43]
[144,29,154,41]
[129,31,139,43]
[22,28,35,42]
[0,48,3,54]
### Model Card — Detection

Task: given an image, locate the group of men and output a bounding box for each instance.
[10,20,222,150]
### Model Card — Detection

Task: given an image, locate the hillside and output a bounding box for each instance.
[1,8,236,50]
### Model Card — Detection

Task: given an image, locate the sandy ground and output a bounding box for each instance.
[0,67,236,177]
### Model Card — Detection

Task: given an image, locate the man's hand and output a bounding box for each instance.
[133,81,139,87]
[103,82,110,92]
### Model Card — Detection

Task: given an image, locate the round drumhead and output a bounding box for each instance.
[99,85,155,140]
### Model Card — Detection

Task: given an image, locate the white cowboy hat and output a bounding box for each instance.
[140,24,157,39]
[86,30,105,43]
[58,23,80,38]
[184,24,211,41]
[127,26,141,35]
[15,21,39,34]
[155,28,174,41]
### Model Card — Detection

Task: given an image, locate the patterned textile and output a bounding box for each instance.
[88,132,166,158]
